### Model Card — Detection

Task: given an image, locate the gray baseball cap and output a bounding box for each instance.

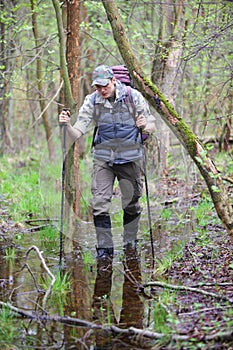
[91,65,114,86]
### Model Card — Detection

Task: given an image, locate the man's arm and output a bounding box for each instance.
[58,93,96,141]
[133,89,155,132]
[59,109,83,141]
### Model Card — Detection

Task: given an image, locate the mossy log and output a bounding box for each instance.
[102,0,233,241]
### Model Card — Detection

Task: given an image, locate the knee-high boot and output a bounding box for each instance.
[93,215,114,257]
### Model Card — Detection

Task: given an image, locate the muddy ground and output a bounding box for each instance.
[1,198,233,349]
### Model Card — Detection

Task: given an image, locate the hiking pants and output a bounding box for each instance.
[91,159,143,248]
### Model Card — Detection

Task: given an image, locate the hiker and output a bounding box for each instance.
[59,65,155,259]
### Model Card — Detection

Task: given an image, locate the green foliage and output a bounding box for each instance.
[192,198,214,227]
[82,250,95,267]
[0,155,42,222]
[39,271,71,313]
[39,226,59,252]
[79,158,92,218]
[0,306,20,346]
[160,208,172,221]
[152,290,177,334]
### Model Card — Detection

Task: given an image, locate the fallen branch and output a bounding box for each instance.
[19,263,44,294]
[143,281,233,303]
[24,218,58,225]
[26,224,54,232]
[1,301,233,345]
[0,301,101,329]
[222,176,233,184]
[179,304,233,316]
[25,245,56,309]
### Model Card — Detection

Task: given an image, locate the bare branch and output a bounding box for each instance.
[143,281,233,303]
[25,245,56,309]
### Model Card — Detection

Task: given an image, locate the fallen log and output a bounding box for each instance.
[1,300,233,345]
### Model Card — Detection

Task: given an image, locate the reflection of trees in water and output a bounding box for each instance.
[64,247,93,343]
[92,243,144,349]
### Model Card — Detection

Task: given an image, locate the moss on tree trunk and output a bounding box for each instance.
[102,0,233,241]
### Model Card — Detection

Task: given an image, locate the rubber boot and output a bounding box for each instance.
[96,247,114,259]
[94,215,114,258]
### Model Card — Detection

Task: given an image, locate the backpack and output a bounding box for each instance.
[111,65,134,87]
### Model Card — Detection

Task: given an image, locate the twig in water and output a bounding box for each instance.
[25,245,56,310]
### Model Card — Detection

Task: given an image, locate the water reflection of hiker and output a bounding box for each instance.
[92,245,144,348]
[120,244,144,328]
[59,65,154,259]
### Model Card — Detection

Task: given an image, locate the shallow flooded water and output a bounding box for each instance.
[0,200,195,349]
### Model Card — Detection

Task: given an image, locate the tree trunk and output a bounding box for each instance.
[53,0,85,253]
[151,0,186,177]
[0,0,14,155]
[31,0,54,161]
[66,0,82,218]
[102,0,233,241]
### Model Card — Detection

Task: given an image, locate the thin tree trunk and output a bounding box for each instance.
[0,0,14,154]
[31,0,54,161]
[53,0,84,254]
[67,0,82,218]
[102,0,233,241]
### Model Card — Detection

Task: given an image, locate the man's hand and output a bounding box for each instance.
[59,109,71,125]
[136,115,147,129]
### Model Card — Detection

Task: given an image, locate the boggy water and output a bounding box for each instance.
[0,206,194,349]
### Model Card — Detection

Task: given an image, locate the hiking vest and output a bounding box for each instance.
[91,82,143,165]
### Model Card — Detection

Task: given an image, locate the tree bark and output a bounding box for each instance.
[102,0,233,241]
[31,0,54,161]
[66,0,82,218]
[52,0,79,254]
[53,0,89,254]
[0,0,14,154]
[151,0,186,176]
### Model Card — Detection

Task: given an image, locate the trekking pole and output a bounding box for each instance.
[59,108,69,268]
[140,129,155,269]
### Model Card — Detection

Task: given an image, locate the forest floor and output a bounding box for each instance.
[1,192,233,349]
[166,225,233,349]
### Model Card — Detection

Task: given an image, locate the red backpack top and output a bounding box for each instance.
[111,65,134,87]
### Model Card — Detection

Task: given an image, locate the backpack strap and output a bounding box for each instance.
[90,91,99,121]
[125,85,136,120]
[90,91,100,150]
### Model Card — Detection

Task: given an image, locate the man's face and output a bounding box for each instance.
[95,77,116,99]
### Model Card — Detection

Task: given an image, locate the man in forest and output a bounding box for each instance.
[59,65,154,259]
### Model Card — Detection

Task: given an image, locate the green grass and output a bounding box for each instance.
[0,305,20,346]
[82,250,95,266]
[0,156,42,222]
[39,271,71,295]
[192,198,214,227]
[160,207,173,221]
[154,242,184,276]
[4,247,15,260]
[152,290,177,333]
[38,271,72,314]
